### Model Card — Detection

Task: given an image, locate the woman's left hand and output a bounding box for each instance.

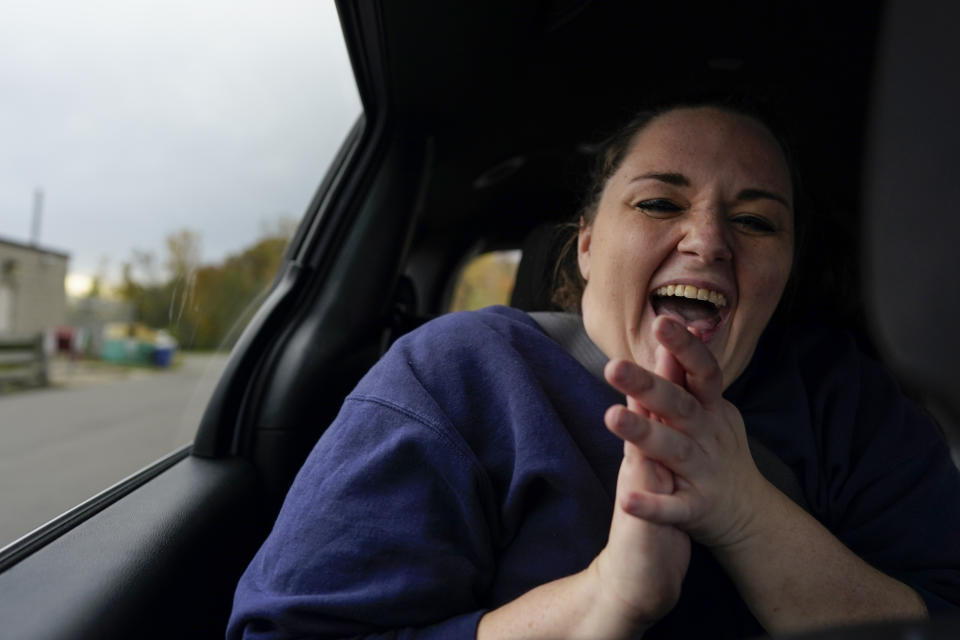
[603,315,770,551]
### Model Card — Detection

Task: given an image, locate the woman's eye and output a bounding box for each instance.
[731,214,776,233]
[635,199,682,216]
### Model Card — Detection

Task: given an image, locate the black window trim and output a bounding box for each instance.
[0,443,192,571]
[192,0,394,459]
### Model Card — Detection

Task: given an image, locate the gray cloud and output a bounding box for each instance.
[0,0,361,280]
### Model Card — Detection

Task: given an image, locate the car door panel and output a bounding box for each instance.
[0,455,263,639]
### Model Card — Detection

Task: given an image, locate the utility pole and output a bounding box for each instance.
[31,188,43,246]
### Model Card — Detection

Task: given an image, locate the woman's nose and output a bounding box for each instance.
[677,212,733,263]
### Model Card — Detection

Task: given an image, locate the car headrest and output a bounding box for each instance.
[509,223,568,312]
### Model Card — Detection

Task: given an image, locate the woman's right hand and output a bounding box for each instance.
[591,445,691,632]
[477,346,691,639]
[589,345,691,633]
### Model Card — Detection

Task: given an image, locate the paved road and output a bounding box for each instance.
[0,353,229,547]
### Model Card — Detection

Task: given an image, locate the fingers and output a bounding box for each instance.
[605,359,702,434]
[621,490,692,526]
[652,316,724,407]
[636,450,675,495]
[647,344,685,423]
[654,343,685,388]
[606,405,702,475]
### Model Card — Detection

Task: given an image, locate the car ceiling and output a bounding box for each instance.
[372,0,881,248]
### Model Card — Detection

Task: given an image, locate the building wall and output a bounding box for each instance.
[0,241,68,337]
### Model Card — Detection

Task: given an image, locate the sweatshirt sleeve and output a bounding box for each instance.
[810,335,960,613]
[227,393,496,639]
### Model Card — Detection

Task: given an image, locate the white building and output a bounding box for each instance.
[0,236,69,337]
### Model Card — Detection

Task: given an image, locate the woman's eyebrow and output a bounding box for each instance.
[630,172,690,186]
[737,188,790,209]
[629,174,791,209]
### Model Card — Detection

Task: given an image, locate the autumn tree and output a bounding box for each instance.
[119,249,172,330]
[179,234,288,349]
[117,222,293,350]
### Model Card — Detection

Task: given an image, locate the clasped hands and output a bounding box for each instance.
[591,315,768,631]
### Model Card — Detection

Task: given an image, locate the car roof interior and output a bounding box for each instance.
[398,0,877,319]
[2,1,958,638]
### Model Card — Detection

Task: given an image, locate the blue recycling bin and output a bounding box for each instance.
[153,346,174,368]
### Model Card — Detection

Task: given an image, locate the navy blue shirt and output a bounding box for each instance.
[228,306,960,639]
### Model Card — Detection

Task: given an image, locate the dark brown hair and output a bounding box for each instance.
[551,100,804,313]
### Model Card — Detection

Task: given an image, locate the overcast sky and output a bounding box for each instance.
[0,0,361,285]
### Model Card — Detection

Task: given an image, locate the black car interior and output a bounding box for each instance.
[0,1,958,638]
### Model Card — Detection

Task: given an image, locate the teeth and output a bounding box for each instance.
[654,284,728,308]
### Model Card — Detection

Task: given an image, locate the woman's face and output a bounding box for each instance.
[578,107,794,388]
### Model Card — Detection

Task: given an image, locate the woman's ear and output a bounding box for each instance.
[577,216,591,281]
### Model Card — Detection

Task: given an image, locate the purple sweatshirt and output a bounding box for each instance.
[228,306,960,639]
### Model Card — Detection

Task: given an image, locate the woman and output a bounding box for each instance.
[228,104,960,638]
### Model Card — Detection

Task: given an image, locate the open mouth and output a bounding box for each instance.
[650,283,730,338]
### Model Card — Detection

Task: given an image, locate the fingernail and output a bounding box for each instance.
[607,361,625,383]
[624,493,645,514]
[611,361,631,382]
[661,320,679,337]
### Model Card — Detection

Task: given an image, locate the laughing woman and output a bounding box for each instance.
[228,104,960,639]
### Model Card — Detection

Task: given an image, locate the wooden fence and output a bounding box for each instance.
[0,334,48,387]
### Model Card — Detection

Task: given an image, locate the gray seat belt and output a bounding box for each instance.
[529,311,811,512]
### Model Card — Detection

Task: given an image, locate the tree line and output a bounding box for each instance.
[116,222,293,350]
